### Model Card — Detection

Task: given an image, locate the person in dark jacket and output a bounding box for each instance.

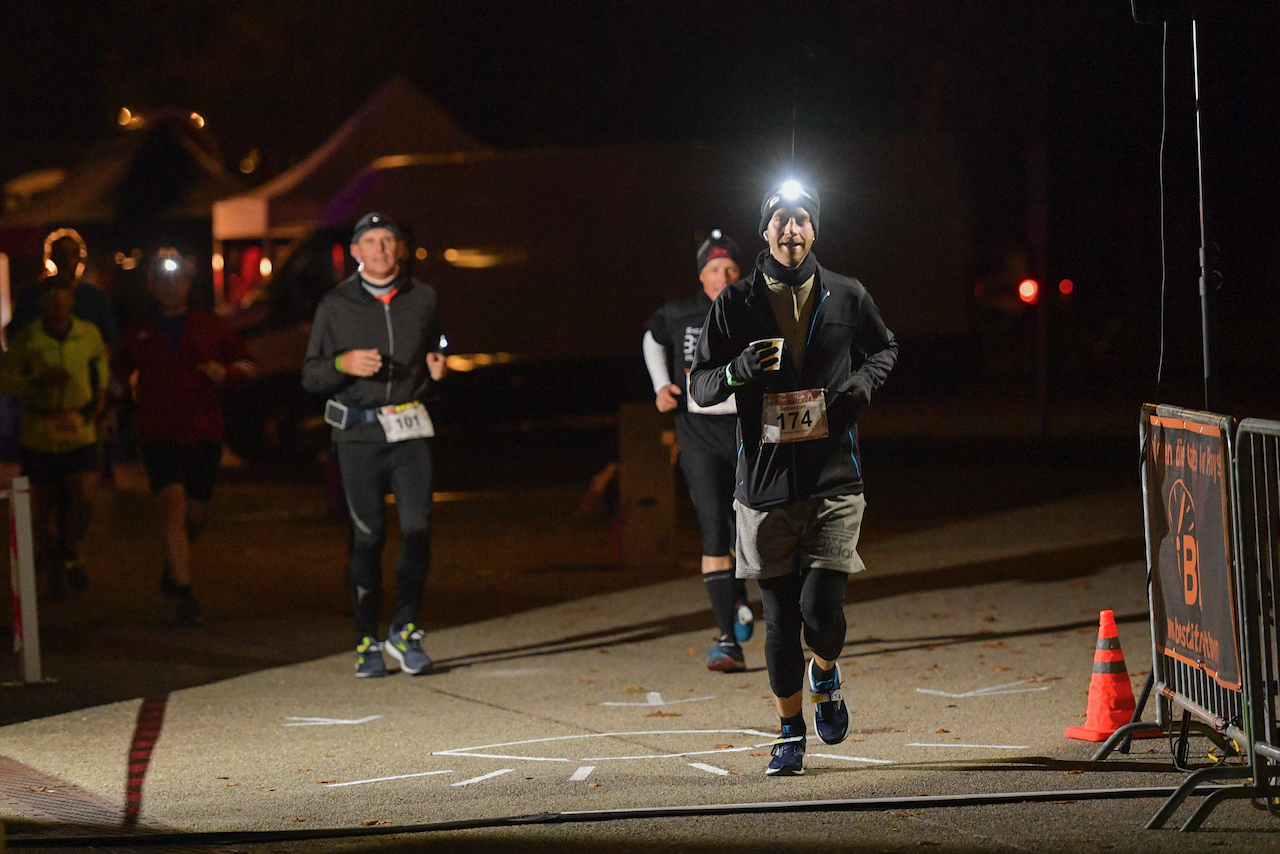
[302,212,447,678]
[643,230,755,672]
[689,180,898,776]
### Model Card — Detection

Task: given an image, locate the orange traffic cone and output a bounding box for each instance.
[1064,610,1149,742]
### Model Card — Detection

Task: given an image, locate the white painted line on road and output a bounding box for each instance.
[476,669,546,677]
[581,746,757,762]
[916,680,1051,699]
[809,753,895,765]
[599,692,715,707]
[907,743,1029,750]
[325,770,453,788]
[283,715,383,727]
[451,768,515,787]
[569,766,595,781]
[689,763,729,776]
[435,729,777,765]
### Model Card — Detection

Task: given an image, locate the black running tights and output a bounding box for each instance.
[757,567,849,698]
[336,438,434,640]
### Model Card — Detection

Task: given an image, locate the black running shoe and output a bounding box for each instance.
[809,659,850,745]
[765,728,806,777]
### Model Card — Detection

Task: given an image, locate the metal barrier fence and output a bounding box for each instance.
[1094,406,1279,830]
[5,475,41,684]
[1235,419,1280,777]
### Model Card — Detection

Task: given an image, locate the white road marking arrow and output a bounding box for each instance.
[809,752,895,765]
[283,715,384,726]
[451,768,515,787]
[907,743,1029,750]
[688,762,729,776]
[325,770,453,787]
[916,680,1051,699]
[599,692,715,707]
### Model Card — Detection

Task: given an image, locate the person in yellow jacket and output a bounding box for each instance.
[0,279,108,597]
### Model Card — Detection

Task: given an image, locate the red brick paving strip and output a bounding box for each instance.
[123,694,169,828]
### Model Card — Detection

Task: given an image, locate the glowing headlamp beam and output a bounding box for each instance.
[163,259,178,272]
[780,180,803,201]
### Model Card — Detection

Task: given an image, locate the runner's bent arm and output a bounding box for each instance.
[301,300,352,394]
[0,334,36,401]
[688,296,740,408]
[828,289,898,407]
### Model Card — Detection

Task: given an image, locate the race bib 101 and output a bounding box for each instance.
[761,389,828,444]
[377,402,435,442]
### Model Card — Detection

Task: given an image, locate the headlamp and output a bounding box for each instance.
[163,259,178,273]
[781,180,803,201]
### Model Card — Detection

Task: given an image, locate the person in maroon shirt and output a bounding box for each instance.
[114,250,256,625]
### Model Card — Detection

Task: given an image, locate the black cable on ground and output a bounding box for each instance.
[6,785,1227,848]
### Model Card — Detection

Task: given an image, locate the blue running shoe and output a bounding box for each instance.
[385,623,433,675]
[355,637,387,678]
[809,659,850,745]
[705,635,746,672]
[734,601,754,643]
[765,729,806,776]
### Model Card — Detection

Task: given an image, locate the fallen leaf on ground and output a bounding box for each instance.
[28,786,46,792]
[850,737,866,742]
[935,728,949,733]
[588,782,601,788]
[216,776,230,780]
[713,744,733,749]
[578,678,594,684]
[315,779,336,784]
[735,684,752,689]
[750,752,766,756]
[360,819,387,826]
[982,615,996,622]
[984,641,1007,649]
[623,685,643,692]
[294,817,307,822]
[646,710,680,717]
[686,647,695,655]
[226,783,239,787]
[993,665,1011,671]
[1064,769,1085,775]
[727,771,738,775]
[261,788,276,791]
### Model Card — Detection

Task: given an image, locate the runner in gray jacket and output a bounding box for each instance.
[302,212,448,678]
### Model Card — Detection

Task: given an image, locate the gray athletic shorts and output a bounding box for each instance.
[734,493,867,580]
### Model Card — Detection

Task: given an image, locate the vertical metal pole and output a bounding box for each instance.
[1192,20,1213,410]
[9,477,40,682]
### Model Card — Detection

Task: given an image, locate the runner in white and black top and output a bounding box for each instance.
[643,230,755,672]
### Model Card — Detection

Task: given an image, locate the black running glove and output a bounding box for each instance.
[727,340,780,386]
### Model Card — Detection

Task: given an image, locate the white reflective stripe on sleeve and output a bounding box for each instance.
[642,331,672,394]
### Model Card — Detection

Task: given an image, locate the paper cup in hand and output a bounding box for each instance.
[750,337,785,371]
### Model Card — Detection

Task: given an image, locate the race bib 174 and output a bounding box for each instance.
[761,389,829,444]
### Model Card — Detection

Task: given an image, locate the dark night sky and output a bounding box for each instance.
[3,1,1278,399]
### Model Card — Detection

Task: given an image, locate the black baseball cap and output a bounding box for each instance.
[351,212,402,243]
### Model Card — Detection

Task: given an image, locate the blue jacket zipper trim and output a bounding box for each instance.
[848,430,860,476]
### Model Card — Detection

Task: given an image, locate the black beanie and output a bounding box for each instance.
[696,229,742,274]
[759,181,820,237]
